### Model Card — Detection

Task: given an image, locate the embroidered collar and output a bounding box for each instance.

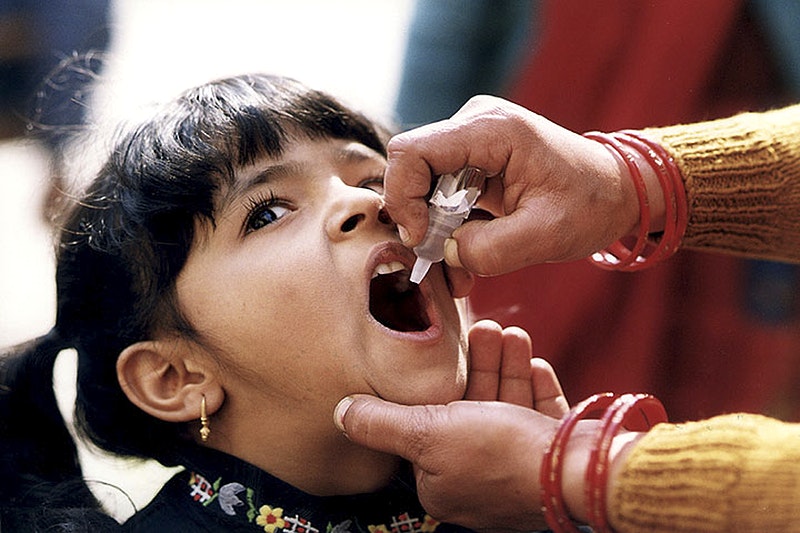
[172,448,456,533]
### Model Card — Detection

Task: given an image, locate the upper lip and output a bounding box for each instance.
[365,241,417,281]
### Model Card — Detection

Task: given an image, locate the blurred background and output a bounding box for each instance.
[3,0,800,523]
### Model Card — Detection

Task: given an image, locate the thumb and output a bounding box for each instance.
[447,215,534,276]
[334,395,442,462]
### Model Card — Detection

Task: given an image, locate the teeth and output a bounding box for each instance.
[372,261,406,279]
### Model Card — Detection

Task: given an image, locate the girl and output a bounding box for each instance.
[0,73,551,531]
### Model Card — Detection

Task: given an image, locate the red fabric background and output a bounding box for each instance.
[469,0,800,422]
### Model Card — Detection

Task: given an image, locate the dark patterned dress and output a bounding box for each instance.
[120,448,486,533]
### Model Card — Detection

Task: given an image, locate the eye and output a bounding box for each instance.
[244,192,292,234]
[358,175,384,195]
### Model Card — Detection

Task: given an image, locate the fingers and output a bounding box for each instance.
[385,94,642,275]
[499,327,535,407]
[383,96,522,247]
[464,320,534,407]
[464,320,503,401]
[452,207,558,276]
[384,121,465,247]
[530,357,569,418]
[383,130,439,246]
[333,394,444,467]
[335,394,558,531]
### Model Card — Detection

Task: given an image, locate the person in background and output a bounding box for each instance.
[393,0,800,423]
[337,96,800,532]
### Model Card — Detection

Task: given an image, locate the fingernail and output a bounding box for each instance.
[398,225,411,245]
[444,238,463,268]
[333,396,354,433]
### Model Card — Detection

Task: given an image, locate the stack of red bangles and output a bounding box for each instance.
[540,392,668,532]
[583,130,688,271]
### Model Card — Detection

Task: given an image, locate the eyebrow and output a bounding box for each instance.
[218,143,386,213]
[334,143,385,165]
[218,160,305,214]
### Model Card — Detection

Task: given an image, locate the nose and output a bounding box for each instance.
[324,181,393,242]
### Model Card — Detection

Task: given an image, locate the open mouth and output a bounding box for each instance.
[369,261,432,332]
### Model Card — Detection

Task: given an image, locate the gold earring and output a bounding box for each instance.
[200,395,210,442]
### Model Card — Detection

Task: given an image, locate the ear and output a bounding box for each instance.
[117,340,223,423]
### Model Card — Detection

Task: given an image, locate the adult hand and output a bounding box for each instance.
[333,321,570,530]
[383,95,650,276]
[337,397,556,531]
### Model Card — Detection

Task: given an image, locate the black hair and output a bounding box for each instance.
[0,72,388,530]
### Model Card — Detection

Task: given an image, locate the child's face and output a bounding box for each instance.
[175,137,468,451]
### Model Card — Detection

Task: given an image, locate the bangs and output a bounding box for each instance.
[179,74,388,184]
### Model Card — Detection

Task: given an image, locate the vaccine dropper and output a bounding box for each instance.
[409,167,486,284]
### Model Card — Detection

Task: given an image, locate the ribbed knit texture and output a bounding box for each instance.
[643,104,800,262]
[609,413,800,532]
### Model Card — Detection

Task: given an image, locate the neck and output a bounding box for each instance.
[210,402,402,496]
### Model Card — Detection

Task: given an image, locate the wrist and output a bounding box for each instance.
[540,393,666,533]
[583,130,687,271]
[560,419,600,522]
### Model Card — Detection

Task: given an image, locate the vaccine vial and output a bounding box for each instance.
[409,167,486,284]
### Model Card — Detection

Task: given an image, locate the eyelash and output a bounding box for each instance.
[358,175,385,194]
[243,190,291,234]
[241,175,384,235]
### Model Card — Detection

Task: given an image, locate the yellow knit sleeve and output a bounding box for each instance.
[609,413,800,532]
[642,104,800,262]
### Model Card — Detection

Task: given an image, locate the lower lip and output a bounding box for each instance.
[372,319,444,343]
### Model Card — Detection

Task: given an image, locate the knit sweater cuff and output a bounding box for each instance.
[609,413,800,532]
[642,104,800,262]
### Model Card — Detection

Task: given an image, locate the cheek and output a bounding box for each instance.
[182,253,309,320]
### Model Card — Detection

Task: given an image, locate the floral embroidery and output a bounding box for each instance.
[218,482,246,516]
[420,515,439,532]
[246,487,258,522]
[188,472,216,504]
[391,512,422,533]
[257,505,286,533]
[329,520,353,533]
[283,514,319,533]
[369,512,439,533]
[187,471,439,533]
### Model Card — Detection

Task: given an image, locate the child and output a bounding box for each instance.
[0,73,551,532]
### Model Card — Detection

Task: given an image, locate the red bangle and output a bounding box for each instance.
[540,393,617,532]
[583,130,688,271]
[619,130,688,260]
[613,133,676,264]
[583,132,651,270]
[584,394,668,533]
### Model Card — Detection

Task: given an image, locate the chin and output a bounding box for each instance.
[389,363,468,406]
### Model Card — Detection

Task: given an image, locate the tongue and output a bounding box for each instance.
[369,273,430,332]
